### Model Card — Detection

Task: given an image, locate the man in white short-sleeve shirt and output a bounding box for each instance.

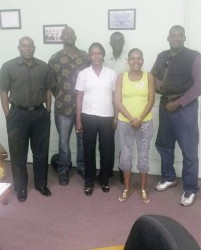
[104,32,129,74]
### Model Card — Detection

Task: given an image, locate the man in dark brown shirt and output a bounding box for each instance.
[49,26,90,185]
[0,36,54,202]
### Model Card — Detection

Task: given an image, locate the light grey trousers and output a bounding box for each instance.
[118,120,154,173]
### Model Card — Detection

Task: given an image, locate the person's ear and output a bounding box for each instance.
[167,36,170,42]
[17,46,21,54]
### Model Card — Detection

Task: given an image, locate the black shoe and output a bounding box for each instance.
[77,169,85,179]
[58,172,69,186]
[101,186,110,193]
[84,187,93,196]
[35,186,52,196]
[17,190,27,202]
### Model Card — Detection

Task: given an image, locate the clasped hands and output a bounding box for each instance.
[130,118,141,128]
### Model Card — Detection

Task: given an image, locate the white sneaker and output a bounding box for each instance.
[180,193,196,207]
[155,179,177,191]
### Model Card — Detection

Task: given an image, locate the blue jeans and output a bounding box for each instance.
[55,114,84,174]
[156,97,199,194]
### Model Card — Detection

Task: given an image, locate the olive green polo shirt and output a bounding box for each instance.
[0,57,55,107]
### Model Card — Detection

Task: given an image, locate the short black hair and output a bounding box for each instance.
[128,48,143,58]
[88,42,106,57]
[169,25,185,35]
[110,32,124,40]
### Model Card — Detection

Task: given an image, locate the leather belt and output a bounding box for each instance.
[12,104,43,111]
[163,94,183,101]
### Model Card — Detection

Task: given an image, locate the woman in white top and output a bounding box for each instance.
[75,42,117,196]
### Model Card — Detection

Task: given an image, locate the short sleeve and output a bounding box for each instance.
[0,63,11,91]
[112,70,117,91]
[75,70,85,91]
[45,64,57,91]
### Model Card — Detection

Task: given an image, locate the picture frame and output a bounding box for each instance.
[108,9,136,30]
[0,9,21,29]
[43,24,67,44]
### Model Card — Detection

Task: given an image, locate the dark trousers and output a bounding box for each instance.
[82,114,114,187]
[6,105,50,191]
[156,97,199,194]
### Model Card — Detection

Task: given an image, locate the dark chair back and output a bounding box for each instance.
[124,215,200,250]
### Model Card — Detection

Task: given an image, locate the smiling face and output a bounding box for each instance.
[89,45,105,67]
[18,37,35,60]
[168,26,186,51]
[128,49,144,72]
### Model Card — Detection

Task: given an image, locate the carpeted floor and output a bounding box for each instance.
[0,162,200,250]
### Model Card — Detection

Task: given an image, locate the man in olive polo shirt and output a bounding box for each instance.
[0,36,54,202]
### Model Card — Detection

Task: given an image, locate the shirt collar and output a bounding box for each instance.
[108,52,123,61]
[62,47,79,56]
[18,57,39,65]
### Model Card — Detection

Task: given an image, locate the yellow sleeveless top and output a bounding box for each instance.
[118,71,152,123]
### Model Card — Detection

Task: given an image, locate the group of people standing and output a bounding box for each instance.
[0,25,200,208]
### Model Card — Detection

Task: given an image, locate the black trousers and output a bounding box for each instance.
[82,114,114,187]
[6,105,51,191]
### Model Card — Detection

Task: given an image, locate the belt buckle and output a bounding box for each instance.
[28,107,35,111]
[167,96,174,101]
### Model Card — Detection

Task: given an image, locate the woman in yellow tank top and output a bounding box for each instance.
[115,48,155,203]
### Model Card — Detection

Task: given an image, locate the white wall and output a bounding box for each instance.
[0,0,200,177]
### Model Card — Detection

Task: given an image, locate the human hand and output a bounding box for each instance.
[76,121,83,133]
[5,109,10,118]
[166,100,180,112]
[113,119,118,130]
[130,118,141,128]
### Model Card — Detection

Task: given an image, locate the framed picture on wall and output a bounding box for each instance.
[108,9,136,30]
[0,9,21,29]
[43,24,67,44]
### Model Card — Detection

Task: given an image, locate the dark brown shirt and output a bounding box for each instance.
[49,48,90,116]
[0,57,54,107]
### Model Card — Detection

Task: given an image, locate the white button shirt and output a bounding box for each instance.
[75,66,117,117]
[104,51,129,74]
